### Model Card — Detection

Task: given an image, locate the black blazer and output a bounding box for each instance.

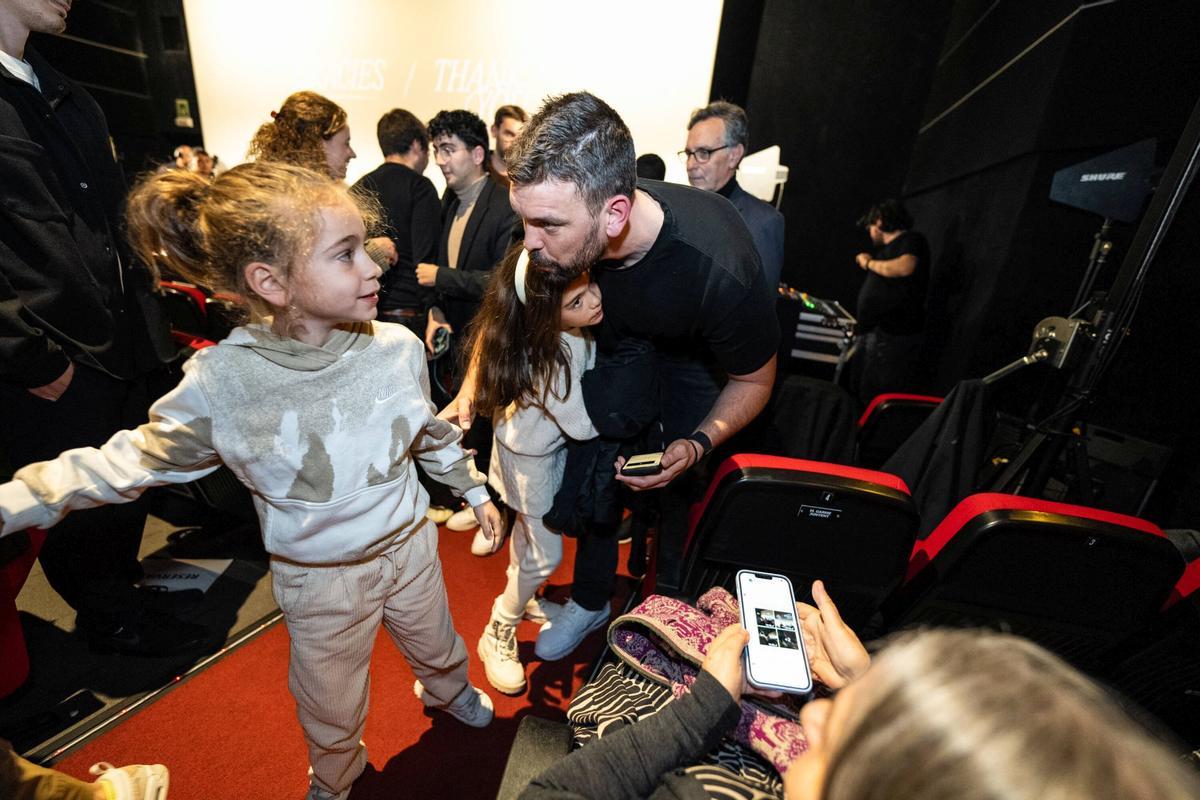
[432,173,520,332]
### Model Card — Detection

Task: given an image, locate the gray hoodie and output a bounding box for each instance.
[0,322,488,564]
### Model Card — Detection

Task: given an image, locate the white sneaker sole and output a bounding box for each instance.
[477,635,527,695]
[534,611,610,661]
[413,680,494,727]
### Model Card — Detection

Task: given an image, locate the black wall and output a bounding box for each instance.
[712,0,1200,520]
[29,0,203,179]
[905,0,1200,389]
[732,0,954,299]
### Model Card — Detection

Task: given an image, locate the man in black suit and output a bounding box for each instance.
[352,108,439,340]
[684,101,785,288]
[417,109,518,357]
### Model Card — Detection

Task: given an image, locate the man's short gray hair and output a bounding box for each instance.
[505,92,636,214]
[688,100,749,150]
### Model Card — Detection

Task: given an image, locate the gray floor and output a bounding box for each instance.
[2,492,278,761]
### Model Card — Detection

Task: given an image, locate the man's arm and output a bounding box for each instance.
[616,354,776,491]
[856,252,917,278]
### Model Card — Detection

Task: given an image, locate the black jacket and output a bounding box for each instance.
[431,173,519,333]
[351,162,440,312]
[0,46,170,387]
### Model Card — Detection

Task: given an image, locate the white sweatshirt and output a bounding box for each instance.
[0,322,488,564]
[488,328,599,516]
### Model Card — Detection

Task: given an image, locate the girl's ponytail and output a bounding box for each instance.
[125,168,212,286]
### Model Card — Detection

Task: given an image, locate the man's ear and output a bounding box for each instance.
[603,193,634,238]
[730,143,746,169]
[408,139,425,159]
[244,261,289,310]
[472,144,486,168]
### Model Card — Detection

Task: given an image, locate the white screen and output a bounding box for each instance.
[181,0,724,190]
[738,572,812,692]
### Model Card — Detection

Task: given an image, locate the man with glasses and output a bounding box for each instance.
[683,101,785,289]
[352,108,440,341]
[417,109,518,362]
[418,109,518,538]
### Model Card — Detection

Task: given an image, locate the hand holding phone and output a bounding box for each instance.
[736,570,813,695]
[619,452,663,476]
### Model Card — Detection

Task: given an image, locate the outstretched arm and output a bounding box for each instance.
[0,371,222,536]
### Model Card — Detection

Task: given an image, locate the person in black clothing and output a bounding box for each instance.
[0,0,205,656]
[853,199,930,404]
[352,108,440,340]
[451,93,777,656]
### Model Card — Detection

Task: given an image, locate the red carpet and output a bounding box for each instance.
[52,528,634,799]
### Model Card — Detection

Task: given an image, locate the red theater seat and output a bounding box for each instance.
[0,529,46,699]
[677,454,918,628]
[855,393,942,469]
[888,493,1184,668]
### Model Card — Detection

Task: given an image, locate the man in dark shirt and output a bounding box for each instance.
[352,108,440,340]
[454,92,778,657]
[853,198,930,403]
[0,0,204,656]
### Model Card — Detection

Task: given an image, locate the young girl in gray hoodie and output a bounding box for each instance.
[0,161,502,800]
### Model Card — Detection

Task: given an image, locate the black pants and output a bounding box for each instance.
[571,354,724,606]
[855,328,924,405]
[0,364,161,625]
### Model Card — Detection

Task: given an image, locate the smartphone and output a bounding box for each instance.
[620,452,663,476]
[736,570,813,695]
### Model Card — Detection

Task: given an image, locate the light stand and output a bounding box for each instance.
[988,97,1200,498]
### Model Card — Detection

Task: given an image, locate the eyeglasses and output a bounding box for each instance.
[677,145,729,164]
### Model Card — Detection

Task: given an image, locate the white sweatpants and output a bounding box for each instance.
[271,520,471,799]
[493,511,563,626]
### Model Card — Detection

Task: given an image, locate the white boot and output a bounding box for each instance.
[477,614,527,694]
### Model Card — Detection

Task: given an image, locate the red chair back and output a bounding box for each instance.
[679,454,918,628]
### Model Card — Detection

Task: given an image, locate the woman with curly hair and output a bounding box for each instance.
[248,90,356,180]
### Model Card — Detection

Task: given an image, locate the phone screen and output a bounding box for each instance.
[736,571,813,694]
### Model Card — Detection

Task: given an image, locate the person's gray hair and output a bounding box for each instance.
[687,100,749,150]
[505,92,636,214]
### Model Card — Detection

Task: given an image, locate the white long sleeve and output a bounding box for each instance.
[0,369,222,536]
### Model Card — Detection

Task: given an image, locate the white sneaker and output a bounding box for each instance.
[426,505,454,524]
[90,762,169,799]
[471,525,504,556]
[534,599,610,661]
[446,508,479,531]
[413,680,494,728]
[478,618,526,694]
[523,596,563,624]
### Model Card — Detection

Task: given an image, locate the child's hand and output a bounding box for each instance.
[473,501,505,554]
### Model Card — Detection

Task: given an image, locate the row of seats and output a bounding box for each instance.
[662,452,1200,743]
[159,280,242,347]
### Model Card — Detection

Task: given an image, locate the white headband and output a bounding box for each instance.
[514,249,530,305]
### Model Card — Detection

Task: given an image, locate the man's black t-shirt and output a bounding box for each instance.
[593,179,779,376]
[351,162,440,311]
[855,230,930,335]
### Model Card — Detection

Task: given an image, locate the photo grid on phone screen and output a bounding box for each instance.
[754,607,799,650]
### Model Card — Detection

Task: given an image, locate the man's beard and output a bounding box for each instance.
[529,220,608,280]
